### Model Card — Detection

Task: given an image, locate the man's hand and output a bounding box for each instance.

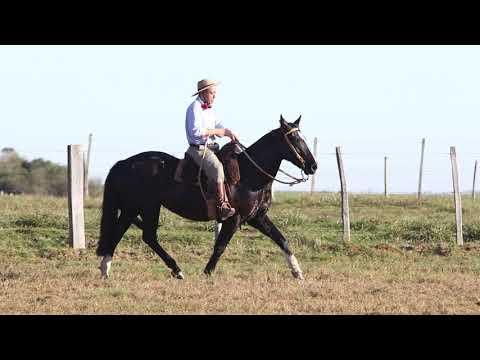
[224,129,239,142]
[205,128,239,142]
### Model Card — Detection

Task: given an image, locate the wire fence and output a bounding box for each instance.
[4,136,480,246]
[3,136,480,196]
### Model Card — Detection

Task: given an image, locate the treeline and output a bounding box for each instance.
[0,147,103,197]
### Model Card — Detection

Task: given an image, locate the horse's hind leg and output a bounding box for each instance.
[99,209,136,279]
[247,214,304,280]
[140,206,184,279]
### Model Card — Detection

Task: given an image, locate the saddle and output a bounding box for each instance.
[174,142,241,191]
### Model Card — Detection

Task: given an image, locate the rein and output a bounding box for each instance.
[234,129,309,186]
[196,127,309,205]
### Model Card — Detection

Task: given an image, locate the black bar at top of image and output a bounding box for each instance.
[2,12,480,45]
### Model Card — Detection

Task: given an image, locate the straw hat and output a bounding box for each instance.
[192,79,220,96]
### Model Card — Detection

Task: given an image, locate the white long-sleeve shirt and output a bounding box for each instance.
[185,96,224,145]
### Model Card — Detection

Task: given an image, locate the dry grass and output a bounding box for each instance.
[1,193,480,314]
[2,254,479,314]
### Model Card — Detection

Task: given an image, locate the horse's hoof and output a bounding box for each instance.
[99,270,109,280]
[99,266,109,280]
[171,271,184,279]
[203,269,213,277]
[99,256,112,280]
[292,271,304,280]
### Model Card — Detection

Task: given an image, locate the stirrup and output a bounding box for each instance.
[217,203,236,221]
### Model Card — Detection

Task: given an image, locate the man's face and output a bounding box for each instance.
[201,86,217,105]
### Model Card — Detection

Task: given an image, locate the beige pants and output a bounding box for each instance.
[186,145,225,183]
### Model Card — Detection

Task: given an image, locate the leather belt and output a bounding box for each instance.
[189,144,205,149]
[189,143,219,152]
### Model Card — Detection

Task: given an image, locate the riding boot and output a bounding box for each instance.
[216,182,235,221]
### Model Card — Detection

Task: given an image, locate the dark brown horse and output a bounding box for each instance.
[96,115,317,279]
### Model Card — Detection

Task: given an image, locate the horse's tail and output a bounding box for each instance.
[96,166,120,257]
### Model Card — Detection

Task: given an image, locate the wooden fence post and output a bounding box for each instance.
[84,133,93,199]
[335,146,350,242]
[417,138,426,200]
[450,146,463,246]
[472,160,477,200]
[384,156,388,197]
[68,145,86,249]
[310,137,318,194]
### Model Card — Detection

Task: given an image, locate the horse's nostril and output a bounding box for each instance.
[311,163,318,172]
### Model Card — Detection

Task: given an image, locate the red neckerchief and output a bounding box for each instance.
[201,102,212,110]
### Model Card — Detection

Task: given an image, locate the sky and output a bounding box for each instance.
[1,45,479,194]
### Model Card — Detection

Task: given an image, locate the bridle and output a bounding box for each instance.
[234,127,309,186]
[283,127,306,168]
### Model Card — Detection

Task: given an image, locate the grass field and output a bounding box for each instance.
[1,192,480,314]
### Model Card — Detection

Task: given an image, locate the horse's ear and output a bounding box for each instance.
[294,115,301,126]
[279,114,289,129]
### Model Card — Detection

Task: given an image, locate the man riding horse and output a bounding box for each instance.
[97,79,318,280]
[185,79,239,221]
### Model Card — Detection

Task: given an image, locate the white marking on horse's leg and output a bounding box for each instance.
[100,255,112,279]
[284,253,304,280]
[171,270,185,279]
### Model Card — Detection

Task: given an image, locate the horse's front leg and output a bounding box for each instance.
[247,214,304,280]
[204,215,241,276]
